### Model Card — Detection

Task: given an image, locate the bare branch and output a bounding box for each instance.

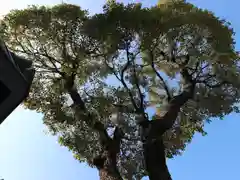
[103,43,139,112]
[149,51,172,101]
[196,63,210,79]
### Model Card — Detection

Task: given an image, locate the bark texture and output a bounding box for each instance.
[94,153,123,180]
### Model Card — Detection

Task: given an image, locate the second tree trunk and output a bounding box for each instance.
[143,138,172,180]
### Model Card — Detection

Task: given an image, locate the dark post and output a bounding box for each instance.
[0,40,35,124]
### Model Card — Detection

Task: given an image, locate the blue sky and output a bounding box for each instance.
[0,0,240,180]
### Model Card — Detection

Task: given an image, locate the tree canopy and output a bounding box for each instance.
[1,0,239,179]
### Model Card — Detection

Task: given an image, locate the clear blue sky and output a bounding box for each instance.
[0,0,240,180]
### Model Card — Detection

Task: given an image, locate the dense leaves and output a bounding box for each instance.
[1,0,239,179]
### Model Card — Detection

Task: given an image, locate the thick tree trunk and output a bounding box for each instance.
[99,169,120,180]
[141,69,195,180]
[98,162,123,180]
[143,139,172,180]
[93,128,123,180]
[93,152,123,180]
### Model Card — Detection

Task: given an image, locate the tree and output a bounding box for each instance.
[1,1,239,180]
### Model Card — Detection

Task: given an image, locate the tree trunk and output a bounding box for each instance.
[143,138,172,180]
[65,76,123,180]
[99,165,123,180]
[93,153,123,180]
[141,69,195,180]
[93,128,123,180]
[99,169,120,180]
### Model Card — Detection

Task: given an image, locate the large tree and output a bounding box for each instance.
[1,0,240,180]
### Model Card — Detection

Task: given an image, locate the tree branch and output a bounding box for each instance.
[149,51,172,101]
[103,44,139,112]
[64,73,111,147]
[111,127,124,159]
[151,68,195,136]
[131,53,145,115]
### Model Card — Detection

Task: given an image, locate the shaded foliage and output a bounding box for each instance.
[1,0,240,179]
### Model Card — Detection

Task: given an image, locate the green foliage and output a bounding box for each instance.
[1,1,240,179]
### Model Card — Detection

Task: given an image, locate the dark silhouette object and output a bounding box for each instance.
[0,40,35,124]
